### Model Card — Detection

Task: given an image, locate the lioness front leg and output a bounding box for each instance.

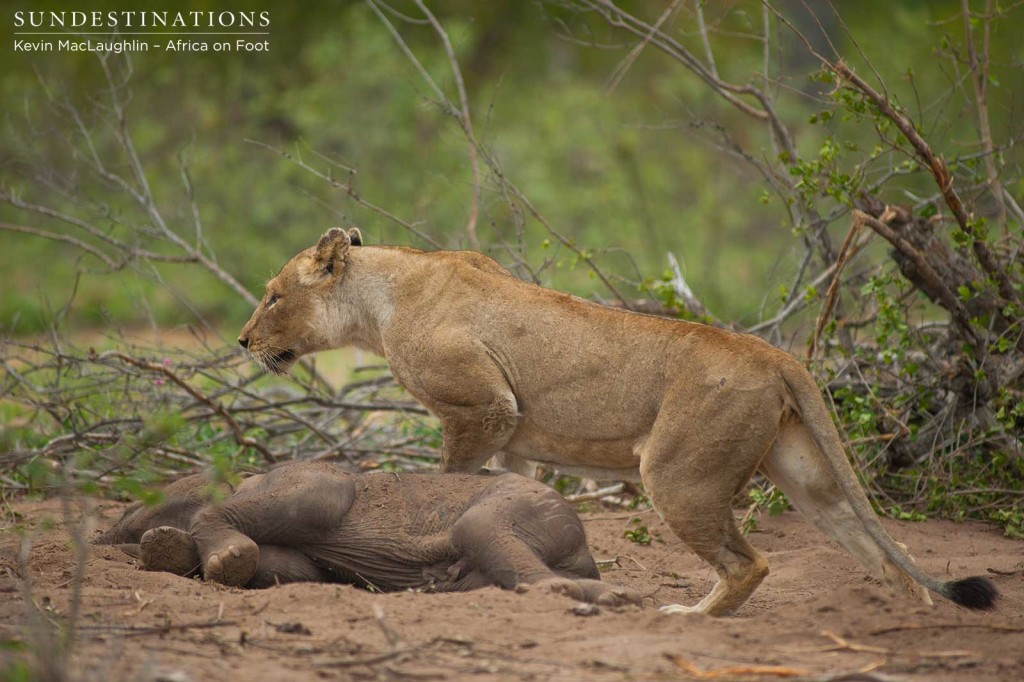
[437,397,519,473]
[394,336,520,474]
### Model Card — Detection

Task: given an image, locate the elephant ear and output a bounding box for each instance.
[314,227,352,276]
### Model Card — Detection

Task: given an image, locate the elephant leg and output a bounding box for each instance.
[140,526,201,576]
[190,462,355,587]
[247,545,333,588]
[449,476,638,604]
[139,526,330,587]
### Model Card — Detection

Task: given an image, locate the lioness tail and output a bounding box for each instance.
[781,362,998,611]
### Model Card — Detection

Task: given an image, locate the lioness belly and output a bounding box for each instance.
[504,425,643,480]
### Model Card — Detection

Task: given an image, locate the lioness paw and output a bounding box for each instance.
[659,603,700,615]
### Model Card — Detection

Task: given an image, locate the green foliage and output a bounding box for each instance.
[0,658,32,682]
[994,387,1024,433]
[623,518,655,545]
[400,420,443,450]
[828,258,1024,536]
[112,476,166,508]
[628,493,651,510]
[886,505,927,522]
[549,474,583,496]
[749,486,789,516]
[880,452,1024,537]
[785,135,861,209]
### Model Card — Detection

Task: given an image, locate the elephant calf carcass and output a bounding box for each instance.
[96,461,637,605]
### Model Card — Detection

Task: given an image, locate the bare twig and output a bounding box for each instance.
[807,212,864,359]
[960,0,1007,230]
[244,138,442,249]
[605,0,683,94]
[106,351,279,464]
[411,0,482,250]
[566,483,626,503]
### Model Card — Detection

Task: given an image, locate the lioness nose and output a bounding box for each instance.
[238,337,249,349]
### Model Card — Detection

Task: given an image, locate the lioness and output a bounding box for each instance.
[238,228,997,616]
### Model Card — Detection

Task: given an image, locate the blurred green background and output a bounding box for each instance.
[1,0,1021,337]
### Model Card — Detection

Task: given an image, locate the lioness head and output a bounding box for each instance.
[238,227,362,374]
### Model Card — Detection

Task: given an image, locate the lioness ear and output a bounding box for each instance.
[314,227,351,276]
[347,227,363,247]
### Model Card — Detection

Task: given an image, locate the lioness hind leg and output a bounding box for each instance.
[760,422,931,604]
[653,506,770,616]
[639,426,773,616]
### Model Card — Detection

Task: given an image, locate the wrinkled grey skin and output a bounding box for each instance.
[96,461,639,605]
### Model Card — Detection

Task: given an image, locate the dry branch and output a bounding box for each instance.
[960,0,1007,230]
[807,213,865,359]
[106,352,278,464]
[2,338,439,489]
[829,59,1017,308]
[854,209,979,345]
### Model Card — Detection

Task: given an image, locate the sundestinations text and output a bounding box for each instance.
[13,11,270,29]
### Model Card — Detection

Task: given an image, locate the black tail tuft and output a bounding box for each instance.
[944,576,999,610]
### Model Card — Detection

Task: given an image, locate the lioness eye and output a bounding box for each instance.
[267,294,280,307]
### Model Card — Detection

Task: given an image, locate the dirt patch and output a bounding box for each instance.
[2,497,1022,681]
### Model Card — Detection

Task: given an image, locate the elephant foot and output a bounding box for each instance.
[530,576,585,601]
[528,577,642,606]
[140,526,200,576]
[574,578,643,606]
[202,536,259,587]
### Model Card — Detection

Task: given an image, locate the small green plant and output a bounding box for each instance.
[551,474,583,496]
[742,485,790,534]
[886,505,927,522]
[628,492,651,510]
[624,517,654,545]
[0,658,32,682]
[748,486,790,516]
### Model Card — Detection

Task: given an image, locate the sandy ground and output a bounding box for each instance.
[1,496,1022,681]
